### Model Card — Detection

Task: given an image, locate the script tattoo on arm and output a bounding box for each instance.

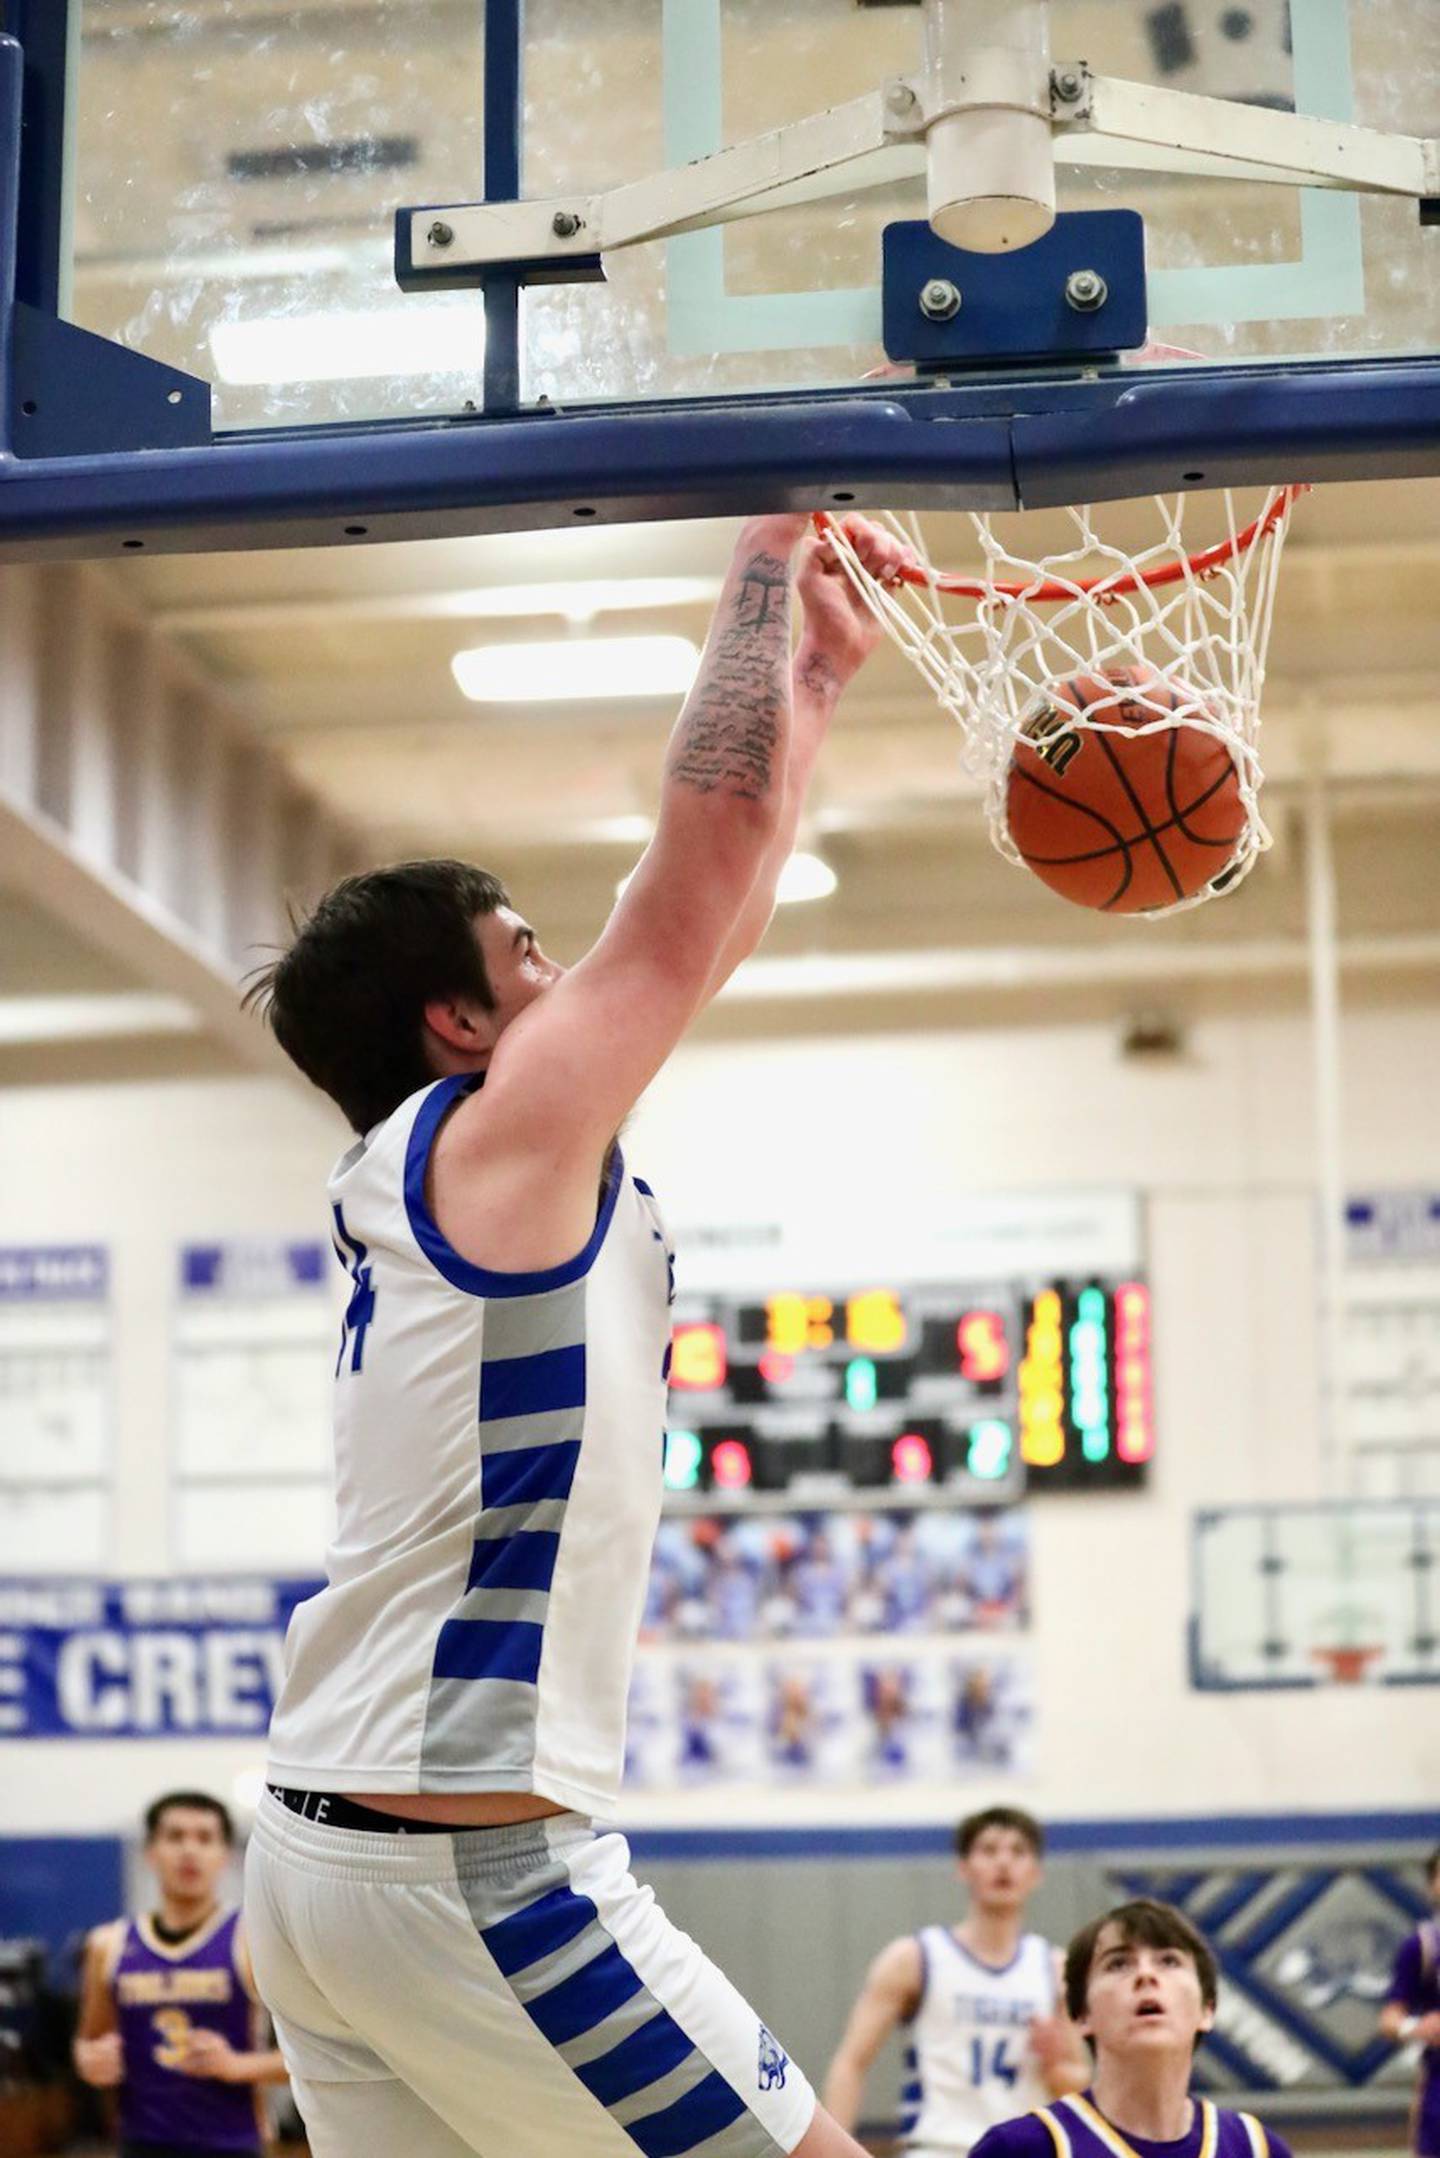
[796,648,841,702]
[668,550,794,799]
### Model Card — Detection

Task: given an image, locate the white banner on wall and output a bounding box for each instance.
[672,1190,1142,1294]
[0,1246,112,1573]
[1342,1190,1440,1496]
[173,1241,337,1571]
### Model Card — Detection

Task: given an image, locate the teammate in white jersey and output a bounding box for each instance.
[241,512,913,2158]
[822,1806,1088,2155]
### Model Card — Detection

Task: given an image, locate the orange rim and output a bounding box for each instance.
[814,484,1309,605]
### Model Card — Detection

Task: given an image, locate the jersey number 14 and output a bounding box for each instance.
[969,2035,1020,2087]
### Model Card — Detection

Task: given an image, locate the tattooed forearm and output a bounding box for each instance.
[668,550,793,799]
[734,554,791,632]
[796,648,841,702]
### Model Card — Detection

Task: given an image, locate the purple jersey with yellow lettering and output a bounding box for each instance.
[111,1908,261,2153]
[1389,1918,1440,2155]
[968,2094,1294,2158]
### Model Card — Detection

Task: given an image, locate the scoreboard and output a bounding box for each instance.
[663,1275,1153,1510]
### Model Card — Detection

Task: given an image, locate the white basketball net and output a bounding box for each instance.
[820,486,1303,917]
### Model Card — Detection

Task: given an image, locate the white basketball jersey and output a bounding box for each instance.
[266,1073,674,1818]
[902,1928,1059,2155]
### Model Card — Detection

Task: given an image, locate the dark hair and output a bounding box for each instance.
[1064,1898,1219,2023]
[144,1791,235,1846]
[1427,1843,1440,1882]
[956,1806,1045,1859]
[245,861,509,1133]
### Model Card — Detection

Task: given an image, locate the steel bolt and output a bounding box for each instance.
[427,220,454,249]
[1065,268,1108,312]
[919,278,962,322]
[552,210,584,239]
[887,80,919,116]
[1052,67,1085,102]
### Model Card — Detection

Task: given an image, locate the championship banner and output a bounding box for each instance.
[0,1577,321,1738]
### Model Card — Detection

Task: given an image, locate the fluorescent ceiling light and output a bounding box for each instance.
[210,306,484,385]
[434,578,720,624]
[587,815,657,845]
[615,848,837,906]
[0,994,200,1045]
[776,851,838,905]
[452,635,700,704]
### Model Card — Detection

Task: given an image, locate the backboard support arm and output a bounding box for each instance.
[398,65,1440,295]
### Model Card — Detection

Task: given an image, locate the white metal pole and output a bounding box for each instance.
[921,0,1056,253]
[1305,771,1347,1498]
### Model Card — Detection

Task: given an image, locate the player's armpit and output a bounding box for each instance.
[821,1935,924,2132]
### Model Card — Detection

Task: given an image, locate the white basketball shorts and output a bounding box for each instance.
[244,1790,815,2158]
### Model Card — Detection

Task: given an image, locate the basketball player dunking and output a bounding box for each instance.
[73,1791,287,2158]
[1380,1843,1440,2158]
[242,513,914,2158]
[968,1899,1292,2158]
[823,1806,1087,2155]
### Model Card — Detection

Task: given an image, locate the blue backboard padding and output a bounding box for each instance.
[0,1836,124,1970]
[5,364,1440,558]
[1010,363,1440,505]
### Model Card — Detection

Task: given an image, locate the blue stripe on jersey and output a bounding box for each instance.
[480,1343,587,1422]
[628,2069,748,2158]
[466,1530,560,1594]
[476,1878,788,2155]
[576,2010,695,2107]
[523,1940,647,2044]
[402,1074,627,1299]
[483,1887,600,1978]
[481,1440,581,1511]
[433,1618,544,1684]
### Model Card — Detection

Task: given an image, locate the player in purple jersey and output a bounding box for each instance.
[73,1792,288,2158]
[967,1899,1293,2158]
[1380,1844,1440,2156]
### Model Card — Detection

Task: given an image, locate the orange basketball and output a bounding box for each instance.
[1005,665,1245,913]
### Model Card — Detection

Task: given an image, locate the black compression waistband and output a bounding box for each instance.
[266,1785,459,1834]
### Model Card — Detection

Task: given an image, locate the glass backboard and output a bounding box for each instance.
[5,0,1440,555]
[65,0,1440,425]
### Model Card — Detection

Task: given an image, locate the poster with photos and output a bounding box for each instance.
[626,1505,1033,1797]
[640,1508,1028,1646]
[624,1644,1033,1791]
